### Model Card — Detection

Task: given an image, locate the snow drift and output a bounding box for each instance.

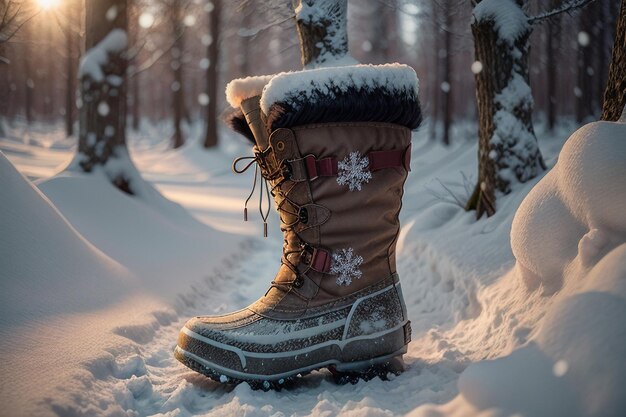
[413,114,626,417]
[38,145,242,295]
[0,152,134,326]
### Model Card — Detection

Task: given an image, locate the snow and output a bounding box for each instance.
[491,72,542,190]
[225,75,274,108]
[260,63,419,114]
[1,115,624,416]
[511,118,626,291]
[0,151,134,326]
[295,0,358,69]
[411,115,626,417]
[79,29,128,82]
[473,0,530,44]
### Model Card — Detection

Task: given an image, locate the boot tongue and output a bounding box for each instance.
[240,96,270,150]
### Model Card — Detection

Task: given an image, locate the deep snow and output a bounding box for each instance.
[1,115,624,417]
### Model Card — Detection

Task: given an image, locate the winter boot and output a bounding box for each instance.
[175,64,422,388]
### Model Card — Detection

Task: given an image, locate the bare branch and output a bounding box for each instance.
[128,32,182,77]
[529,0,597,25]
[0,9,39,45]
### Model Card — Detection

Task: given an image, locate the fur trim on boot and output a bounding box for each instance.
[261,64,422,131]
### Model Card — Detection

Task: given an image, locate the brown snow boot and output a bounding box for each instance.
[175,65,422,388]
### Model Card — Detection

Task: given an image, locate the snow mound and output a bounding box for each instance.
[511,118,626,292]
[0,152,134,326]
[260,63,419,113]
[413,117,626,417]
[37,167,239,295]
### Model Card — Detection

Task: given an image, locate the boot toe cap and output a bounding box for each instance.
[177,317,248,373]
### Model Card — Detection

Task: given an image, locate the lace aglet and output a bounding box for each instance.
[263,222,268,238]
[244,207,248,222]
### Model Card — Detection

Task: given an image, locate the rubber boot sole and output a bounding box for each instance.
[174,320,411,391]
[174,344,407,390]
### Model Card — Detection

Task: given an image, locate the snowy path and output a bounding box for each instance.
[84,237,461,417]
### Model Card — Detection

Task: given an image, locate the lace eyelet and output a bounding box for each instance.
[298,207,309,224]
[293,276,304,288]
[280,161,292,180]
[276,141,285,151]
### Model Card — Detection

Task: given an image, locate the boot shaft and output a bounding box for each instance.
[268,123,411,300]
[226,64,421,315]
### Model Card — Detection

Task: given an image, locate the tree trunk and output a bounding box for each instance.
[602,0,626,121]
[238,10,251,77]
[64,0,75,137]
[466,1,545,218]
[171,17,185,149]
[362,0,390,64]
[576,8,595,123]
[24,55,33,124]
[203,0,220,148]
[132,70,140,131]
[128,2,140,132]
[77,0,130,192]
[596,0,612,114]
[295,0,354,69]
[43,23,55,121]
[430,2,441,141]
[442,2,453,146]
[23,23,33,124]
[546,0,559,131]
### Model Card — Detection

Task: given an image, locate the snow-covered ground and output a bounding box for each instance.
[1,117,624,417]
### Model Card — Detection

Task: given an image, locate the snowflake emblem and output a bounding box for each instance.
[337,151,372,191]
[330,248,364,286]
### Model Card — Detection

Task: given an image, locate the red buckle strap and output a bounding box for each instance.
[310,248,331,273]
[304,154,338,180]
[290,145,411,181]
[302,245,332,273]
[368,149,405,171]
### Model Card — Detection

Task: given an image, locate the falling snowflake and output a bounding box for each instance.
[337,151,372,191]
[330,248,363,286]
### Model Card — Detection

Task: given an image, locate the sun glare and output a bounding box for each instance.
[37,0,61,10]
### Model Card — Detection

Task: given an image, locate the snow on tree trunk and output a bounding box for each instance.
[602,0,626,122]
[203,0,220,148]
[466,0,545,218]
[76,0,131,192]
[295,0,358,69]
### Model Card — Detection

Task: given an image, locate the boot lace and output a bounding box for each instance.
[233,149,309,291]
